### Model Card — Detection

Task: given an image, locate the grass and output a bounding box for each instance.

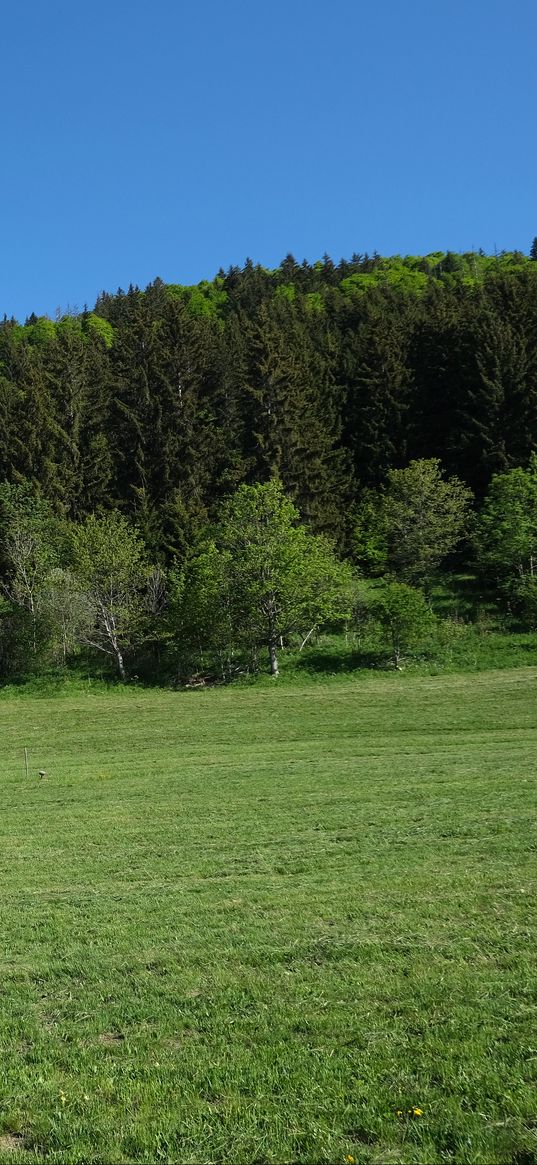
[279,626,537,682]
[0,670,535,1163]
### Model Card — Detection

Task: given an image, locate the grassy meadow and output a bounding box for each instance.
[0,669,535,1163]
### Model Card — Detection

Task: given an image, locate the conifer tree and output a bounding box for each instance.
[341,291,415,487]
[243,300,348,536]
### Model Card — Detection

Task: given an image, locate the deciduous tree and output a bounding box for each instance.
[370,581,433,669]
[177,480,355,678]
[475,454,537,588]
[354,459,472,587]
[70,513,150,680]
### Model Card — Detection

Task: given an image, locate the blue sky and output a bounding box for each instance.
[1,0,536,321]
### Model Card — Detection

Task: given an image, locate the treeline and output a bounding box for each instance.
[1,247,537,680]
[2,247,537,555]
[1,454,537,683]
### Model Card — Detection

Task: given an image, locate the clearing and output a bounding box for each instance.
[0,670,535,1163]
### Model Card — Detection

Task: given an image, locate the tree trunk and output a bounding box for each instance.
[100,605,127,682]
[268,639,279,677]
[299,625,317,651]
[115,645,127,682]
[29,595,37,655]
[391,631,402,669]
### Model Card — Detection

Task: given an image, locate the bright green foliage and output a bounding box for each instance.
[352,460,472,584]
[85,313,114,348]
[171,542,235,680]
[476,455,537,587]
[379,459,472,586]
[274,282,296,302]
[178,480,355,676]
[70,513,150,679]
[166,279,228,319]
[0,484,60,586]
[2,247,537,565]
[351,490,390,576]
[370,580,434,667]
[3,248,537,685]
[39,566,93,663]
[339,250,537,301]
[304,290,324,312]
[341,261,428,298]
[25,316,57,345]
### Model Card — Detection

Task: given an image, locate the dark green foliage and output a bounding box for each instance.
[242,300,350,537]
[340,291,414,488]
[510,575,537,629]
[2,248,537,547]
[2,249,537,678]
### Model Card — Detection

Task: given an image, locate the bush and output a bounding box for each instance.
[369,581,435,668]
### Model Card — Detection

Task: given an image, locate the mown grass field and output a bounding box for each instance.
[0,670,535,1164]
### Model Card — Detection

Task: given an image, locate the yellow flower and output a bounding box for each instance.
[396,1109,403,1116]
[412,1107,423,1116]
[346,1157,356,1164]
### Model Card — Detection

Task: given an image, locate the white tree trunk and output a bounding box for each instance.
[268,639,279,677]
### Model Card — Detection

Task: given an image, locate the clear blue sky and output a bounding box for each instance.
[2,0,536,321]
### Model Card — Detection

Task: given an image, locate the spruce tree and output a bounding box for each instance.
[243,300,348,538]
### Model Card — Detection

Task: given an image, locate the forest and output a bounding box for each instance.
[1,246,537,681]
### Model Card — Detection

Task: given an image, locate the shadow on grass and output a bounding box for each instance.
[430,572,501,621]
[291,647,386,674]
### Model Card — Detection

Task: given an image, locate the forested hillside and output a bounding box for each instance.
[2,248,537,548]
[2,247,537,681]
